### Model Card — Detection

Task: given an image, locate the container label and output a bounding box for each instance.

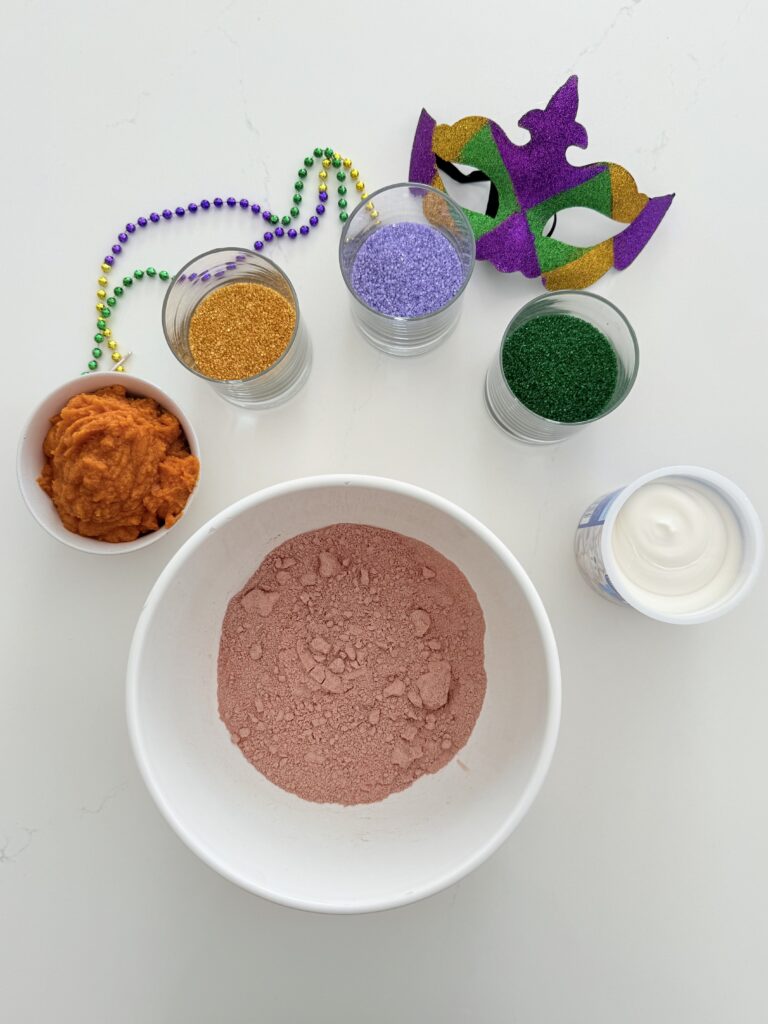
[574,488,626,604]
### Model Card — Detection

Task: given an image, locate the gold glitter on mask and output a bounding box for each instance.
[433,116,488,162]
[188,282,296,381]
[543,238,614,291]
[609,162,649,222]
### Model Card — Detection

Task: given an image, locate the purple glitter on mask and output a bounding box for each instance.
[350,222,464,317]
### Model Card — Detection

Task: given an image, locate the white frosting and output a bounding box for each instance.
[611,478,743,614]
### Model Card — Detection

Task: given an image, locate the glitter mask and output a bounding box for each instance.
[408,76,674,290]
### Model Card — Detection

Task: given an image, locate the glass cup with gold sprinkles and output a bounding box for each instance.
[162,248,310,408]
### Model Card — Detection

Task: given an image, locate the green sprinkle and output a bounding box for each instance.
[502,313,618,422]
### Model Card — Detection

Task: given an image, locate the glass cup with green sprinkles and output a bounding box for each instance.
[485,291,639,444]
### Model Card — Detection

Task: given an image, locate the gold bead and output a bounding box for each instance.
[111,351,122,362]
[101,263,111,273]
[350,168,359,180]
[319,170,327,180]
[97,289,106,299]
[333,151,340,160]
[98,276,108,286]
[361,192,368,199]
[322,158,331,168]
[96,303,105,311]
[370,210,379,219]
[365,201,373,210]
[108,339,117,350]
[115,365,126,372]
[103,328,112,338]
[356,181,365,192]
[343,157,352,168]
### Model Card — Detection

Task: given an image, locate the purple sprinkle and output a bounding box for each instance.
[175,206,185,217]
[112,243,122,254]
[316,204,325,215]
[214,269,226,278]
[262,210,272,222]
[319,191,328,201]
[225,262,237,270]
[309,215,318,227]
[118,232,128,243]
[226,196,236,207]
[239,198,249,208]
[264,231,274,242]
[214,197,223,207]
[251,203,261,214]
[201,272,212,282]
[350,222,464,317]
[288,228,297,238]
[179,274,187,283]
[188,273,197,281]
[188,202,198,213]
[138,217,148,227]
[200,199,211,209]
[126,223,136,233]
[150,212,160,222]
[235,254,246,261]
[105,254,115,265]
[300,225,310,235]
[254,240,264,250]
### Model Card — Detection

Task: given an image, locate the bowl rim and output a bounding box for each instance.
[16,371,201,554]
[126,474,561,913]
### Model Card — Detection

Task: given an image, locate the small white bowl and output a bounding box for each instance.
[17,371,200,554]
[127,475,561,913]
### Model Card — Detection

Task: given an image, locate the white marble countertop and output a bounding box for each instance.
[2,1,766,1020]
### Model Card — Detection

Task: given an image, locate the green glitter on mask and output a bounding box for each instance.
[502,313,618,422]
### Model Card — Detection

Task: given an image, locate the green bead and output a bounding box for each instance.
[338,198,348,209]
[97,319,106,330]
[279,214,289,226]
[313,146,323,157]
[106,296,116,306]
[298,167,308,179]
[338,185,347,196]
[159,270,169,281]
[331,157,341,168]
[324,147,334,158]
[123,276,133,287]
[88,360,98,371]
[269,213,279,225]
[146,267,157,277]
[294,180,304,191]
[290,206,300,218]
[92,347,102,358]
[303,156,314,167]
[336,170,346,181]
[339,211,349,222]
[101,307,110,318]
[293,194,302,205]
[133,268,144,279]
[113,286,124,297]
[94,333,104,343]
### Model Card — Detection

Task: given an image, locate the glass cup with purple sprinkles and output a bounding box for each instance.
[339,182,475,356]
[485,291,639,444]
[162,247,311,409]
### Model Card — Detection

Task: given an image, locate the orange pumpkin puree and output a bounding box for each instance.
[38,385,199,543]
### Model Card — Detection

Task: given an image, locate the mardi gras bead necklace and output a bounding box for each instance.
[87,147,376,374]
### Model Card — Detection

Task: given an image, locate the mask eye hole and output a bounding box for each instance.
[438,161,496,216]
[542,207,625,246]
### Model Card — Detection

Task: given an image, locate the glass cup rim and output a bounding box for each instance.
[338,181,476,322]
[497,289,640,427]
[161,246,301,384]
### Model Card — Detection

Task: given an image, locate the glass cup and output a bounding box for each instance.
[484,291,639,444]
[162,247,311,408]
[338,182,475,356]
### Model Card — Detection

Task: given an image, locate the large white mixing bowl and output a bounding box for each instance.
[127,475,560,913]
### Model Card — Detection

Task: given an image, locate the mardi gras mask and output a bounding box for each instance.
[408,76,674,290]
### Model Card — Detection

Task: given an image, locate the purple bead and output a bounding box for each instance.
[262,210,272,222]
[118,232,128,243]
[126,223,136,234]
[138,216,148,227]
[162,209,172,220]
[175,206,185,216]
[309,216,319,227]
[319,191,328,201]
[264,231,274,242]
[188,202,198,213]
[150,212,160,223]
[239,198,249,208]
[200,199,211,210]
[226,197,236,207]
[105,254,115,265]
[287,228,297,239]
[275,226,284,238]
[300,225,310,236]
[112,243,122,254]
[251,203,261,214]
[254,240,264,251]
[213,197,223,207]
[316,204,325,215]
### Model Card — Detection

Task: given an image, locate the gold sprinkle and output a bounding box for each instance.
[188,282,296,381]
